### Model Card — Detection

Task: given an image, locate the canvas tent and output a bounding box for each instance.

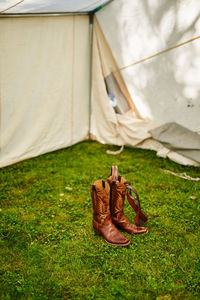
[0,0,200,168]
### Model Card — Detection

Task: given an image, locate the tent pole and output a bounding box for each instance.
[87,0,113,139]
[88,13,94,140]
[0,12,88,18]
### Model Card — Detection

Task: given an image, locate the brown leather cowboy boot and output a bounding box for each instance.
[108,166,148,234]
[90,179,130,246]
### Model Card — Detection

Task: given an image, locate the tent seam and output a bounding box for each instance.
[0,0,25,14]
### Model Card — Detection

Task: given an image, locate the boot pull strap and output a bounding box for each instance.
[125,184,148,226]
[111,166,118,181]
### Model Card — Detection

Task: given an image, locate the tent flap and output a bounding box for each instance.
[91,17,157,146]
[150,122,200,163]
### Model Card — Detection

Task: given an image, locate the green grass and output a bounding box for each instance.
[0,141,200,299]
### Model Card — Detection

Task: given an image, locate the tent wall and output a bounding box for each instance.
[91,2,200,166]
[96,0,200,132]
[0,15,90,167]
[0,1,200,168]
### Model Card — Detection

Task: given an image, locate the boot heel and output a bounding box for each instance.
[93,227,101,235]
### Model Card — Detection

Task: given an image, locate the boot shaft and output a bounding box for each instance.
[107,170,128,217]
[90,180,110,224]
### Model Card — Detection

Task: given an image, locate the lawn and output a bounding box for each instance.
[0,141,200,299]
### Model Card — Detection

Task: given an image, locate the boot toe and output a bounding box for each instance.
[109,232,130,246]
[105,232,130,246]
[102,223,130,246]
[132,225,148,234]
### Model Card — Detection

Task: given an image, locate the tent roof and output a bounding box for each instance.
[0,0,111,14]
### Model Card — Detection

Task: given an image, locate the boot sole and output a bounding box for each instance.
[114,222,149,235]
[123,228,149,234]
[105,240,130,247]
[94,228,130,246]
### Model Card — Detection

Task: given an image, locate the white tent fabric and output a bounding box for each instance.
[96,0,200,133]
[0,0,200,168]
[91,18,157,145]
[91,17,200,167]
[0,0,111,13]
[0,16,90,167]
